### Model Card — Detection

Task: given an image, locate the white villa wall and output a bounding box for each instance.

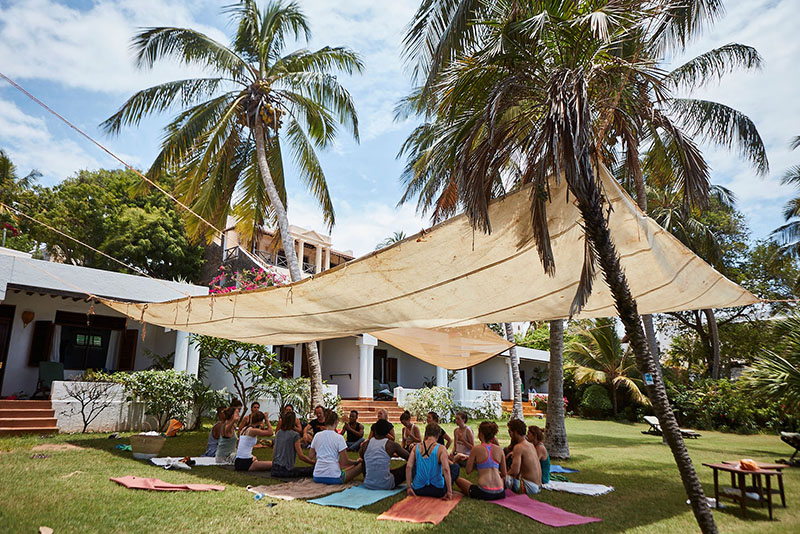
[472,357,512,399]
[0,292,178,397]
[320,337,360,398]
[51,380,147,433]
[382,342,437,389]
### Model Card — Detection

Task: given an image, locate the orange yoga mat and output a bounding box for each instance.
[377,494,463,525]
[111,476,225,492]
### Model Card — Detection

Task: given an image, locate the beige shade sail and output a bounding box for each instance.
[370,325,514,370]
[100,165,758,346]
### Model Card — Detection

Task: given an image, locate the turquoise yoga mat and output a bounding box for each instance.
[550,464,578,474]
[308,485,405,509]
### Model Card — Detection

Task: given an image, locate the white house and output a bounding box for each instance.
[0,247,208,398]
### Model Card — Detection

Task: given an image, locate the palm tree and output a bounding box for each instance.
[0,149,38,213]
[566,318,649,416]
[546,319,570,459]
[742,314,800,412]
[400,2,725,531]
[772,136,800,257]
[375,231,408,250]
[502,322,524,420]
[101,0,363,406]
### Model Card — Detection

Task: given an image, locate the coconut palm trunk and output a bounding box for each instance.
[544,319,570,459]
[703,309,721,379]
[254,122,324,407]
[567,160,716,533]
[504,322,524,420]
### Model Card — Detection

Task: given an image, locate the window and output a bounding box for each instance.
[59,326,111,371]
[75,334,103,347]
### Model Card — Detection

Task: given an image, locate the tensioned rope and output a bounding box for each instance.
[0,72,225,240]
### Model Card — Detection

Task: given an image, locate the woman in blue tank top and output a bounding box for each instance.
[405,423,459,499]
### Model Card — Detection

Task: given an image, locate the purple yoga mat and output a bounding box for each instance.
[493,490,602,527]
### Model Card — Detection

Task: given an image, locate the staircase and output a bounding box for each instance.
[501,400,544,419]
[0,400,59,435]
[339,399,409,424]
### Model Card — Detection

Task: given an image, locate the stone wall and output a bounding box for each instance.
[51,380,147,433]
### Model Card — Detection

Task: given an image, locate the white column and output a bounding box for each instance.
[506,358,514,401]
[452,369,468,404]
[324,248,331,270]
[292,344,302,378]
[186,336,200,377]
[173,330,189,372]
[435,366,448,387]
[296,239,305,269]
[356,334,378,399]
[314,245,323,274]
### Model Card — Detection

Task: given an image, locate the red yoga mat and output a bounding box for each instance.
[493,490,601,527]
[111,476,225,492]
[377,494,463,525]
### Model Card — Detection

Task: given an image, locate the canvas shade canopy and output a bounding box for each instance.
[100,165,758,365]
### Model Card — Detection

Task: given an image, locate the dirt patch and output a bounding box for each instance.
[31,443,85,452]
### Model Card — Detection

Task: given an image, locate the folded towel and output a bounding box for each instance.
[110,476,224,492]
[309,485,405,509]
[543,481,614,496]
[378,494,463,525]
[550,464,578,473]
[493,490,602,527]
[246,479,357,501]
[150,456,223,467]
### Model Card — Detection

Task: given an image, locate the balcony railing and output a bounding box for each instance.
[303,261,315,274]
[254,250,290,270]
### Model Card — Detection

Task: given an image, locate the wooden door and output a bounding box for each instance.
[384,357,398,384]
[0,306,14,393]
[373,349,387,382]
[117,329,138,371]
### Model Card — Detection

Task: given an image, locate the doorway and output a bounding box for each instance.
[0,305,15,394]
[373,349,398,385]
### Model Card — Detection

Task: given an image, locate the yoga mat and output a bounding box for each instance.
[493,490,601,527]
[246,479,358,501]
[110,476,225,492]
[543,481,614,496]
[309,485,405,509]
[150,457,224,468]
[550,464,578,474]
[377,494,462,525]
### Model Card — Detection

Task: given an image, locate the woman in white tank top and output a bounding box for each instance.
[234,411,274,471]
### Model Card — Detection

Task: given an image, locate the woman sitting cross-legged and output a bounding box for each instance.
[215,406,240,464]
[309,409,363,484]
[361,418,410,490]
[271,411,316,478]
[405,423,458,500]
[234,411,274,471]
[454,421,507,500]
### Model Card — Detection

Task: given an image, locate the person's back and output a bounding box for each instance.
[310,409,363,484]
[454,421,506,500]
[527,425,550,484]
[272,412,315,477]
[363,419,408,490]
[215,406,239,463]
[473,441,504,490]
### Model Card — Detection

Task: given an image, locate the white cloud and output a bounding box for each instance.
[0,0,227,94]
[0,97,103,182]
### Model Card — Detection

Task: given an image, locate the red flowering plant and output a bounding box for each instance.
[531,393,568,412]
[1,222,20,237]
[209,264,288,294]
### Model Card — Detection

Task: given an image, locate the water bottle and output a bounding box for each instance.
[253,492,265,501]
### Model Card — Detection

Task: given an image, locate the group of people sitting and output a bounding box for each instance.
[202,400,551,500]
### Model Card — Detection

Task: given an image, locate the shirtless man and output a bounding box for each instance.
[504,418,542,496]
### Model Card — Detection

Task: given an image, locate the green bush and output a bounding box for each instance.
[405,387,454,422]
[580,385,612,419]
[116,369,195,431]
[670,378,800,434]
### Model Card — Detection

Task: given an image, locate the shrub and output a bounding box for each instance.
[405,386,454,422]
[116,369,195,431]
[580,385,612,419]
[531,393,569,413]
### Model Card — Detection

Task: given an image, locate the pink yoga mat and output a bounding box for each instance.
[111,476,225,492]
[493,490,601,527]
[378,494,463,525]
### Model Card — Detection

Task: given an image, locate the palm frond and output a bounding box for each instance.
[666,43,761,91]
[284,117,335,229]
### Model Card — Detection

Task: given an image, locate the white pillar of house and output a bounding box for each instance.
[435,366,448,387]
[173,330,189,372]
[292,344,302,378]
[324,248,331,270]
[356,334,378,400]
[314,245,323,274]
[185,337,200,377]
[296,239,305,268]
[506,357,514,401]
[452,369,468,404]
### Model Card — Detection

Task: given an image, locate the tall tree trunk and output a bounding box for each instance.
[610,385,618,416]
[569,164,717,533]
[504,322,524,420]
[544,319,570,459]
[253,122,324,408]
[703,309,721,380]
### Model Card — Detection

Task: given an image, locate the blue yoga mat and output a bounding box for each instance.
[551,464,579,474]
[309,485,405,509]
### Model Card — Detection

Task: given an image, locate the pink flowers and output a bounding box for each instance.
[209,264,288,294]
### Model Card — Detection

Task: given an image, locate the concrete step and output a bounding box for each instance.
[0,400,52,410]
[0,426,59,436]
[0,409,55,418]
[0,417,58,428]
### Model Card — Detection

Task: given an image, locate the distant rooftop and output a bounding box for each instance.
[0,247,208,302]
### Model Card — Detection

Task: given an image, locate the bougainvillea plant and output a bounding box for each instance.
[209,264,288,294]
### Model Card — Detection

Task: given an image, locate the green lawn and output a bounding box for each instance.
[1,418,796,533]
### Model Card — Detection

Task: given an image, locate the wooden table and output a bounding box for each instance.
[721,461,787,509]
[703,463,784,519]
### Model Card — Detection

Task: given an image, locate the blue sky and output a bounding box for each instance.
[0,0,798,256]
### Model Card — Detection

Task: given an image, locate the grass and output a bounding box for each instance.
[0,418,797,534]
